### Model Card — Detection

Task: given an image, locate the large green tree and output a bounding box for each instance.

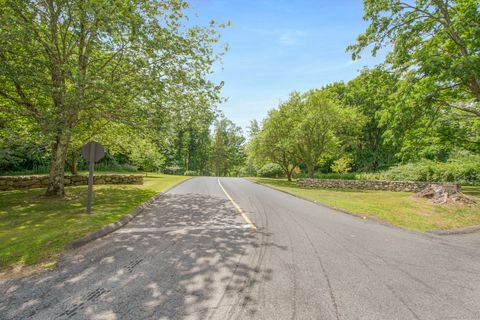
[248,90,365,179]
[294,90,365,178]
[248,105,301,181]
[348,0,480,117]
[341,68,401,170]
[0,0,224,196]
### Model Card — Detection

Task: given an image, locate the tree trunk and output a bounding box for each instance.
[286,171,292,182]
[72,160,77,175]
[307,163,315,179]
[67,151,77,175]
[46,134,70,197]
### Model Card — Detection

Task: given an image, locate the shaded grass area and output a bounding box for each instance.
[0,173,189,270]
[249,178,480,232]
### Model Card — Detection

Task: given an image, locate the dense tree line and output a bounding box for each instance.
[247,64,479,180]
[161,116,246,176]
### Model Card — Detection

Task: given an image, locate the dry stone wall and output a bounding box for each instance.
[297,178,459,193]
[0,174,143,191]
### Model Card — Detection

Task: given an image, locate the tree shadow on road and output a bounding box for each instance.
[0,193,280,319]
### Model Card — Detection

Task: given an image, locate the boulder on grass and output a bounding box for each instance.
[415,184,475,204]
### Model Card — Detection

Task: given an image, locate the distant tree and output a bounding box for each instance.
[128,138,165,176]
[243,119,262,176]
[293,90,365,178]
[250,106,301,181]
[210,118,246,176]
[247,119,260,138]
[248,90,365,179]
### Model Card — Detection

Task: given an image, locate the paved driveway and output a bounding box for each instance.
[1,177,479,319]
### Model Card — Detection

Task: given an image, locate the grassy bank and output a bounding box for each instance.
[0,173,189,271]
[249,178,480,232]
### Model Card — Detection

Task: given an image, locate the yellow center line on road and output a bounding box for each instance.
[217,178,257,231]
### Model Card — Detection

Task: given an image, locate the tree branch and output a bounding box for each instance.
[435,99,480,117]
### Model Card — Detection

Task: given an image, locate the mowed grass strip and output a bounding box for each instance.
[0,173,189,271]
[249,178,480,232]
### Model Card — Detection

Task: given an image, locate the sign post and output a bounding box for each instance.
[81,141,105,214]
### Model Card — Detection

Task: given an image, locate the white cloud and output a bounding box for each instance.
[278,29,309,46]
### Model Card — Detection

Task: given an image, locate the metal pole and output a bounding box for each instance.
[87,143,95,214]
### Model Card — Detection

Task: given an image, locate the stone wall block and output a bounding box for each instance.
[297,178,458,193]
[0,174,144,191]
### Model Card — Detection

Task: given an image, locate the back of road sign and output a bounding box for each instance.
[81,141,105,163]
[81,141,105,214]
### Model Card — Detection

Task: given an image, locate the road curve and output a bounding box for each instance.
[1,177,479,319]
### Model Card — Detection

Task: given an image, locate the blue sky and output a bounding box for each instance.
[190,0,384,131]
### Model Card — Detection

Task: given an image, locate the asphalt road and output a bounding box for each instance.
[1,177,480,320]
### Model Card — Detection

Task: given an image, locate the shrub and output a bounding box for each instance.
[330,157,352,174]
[162,166,185,175]
[314,172,358,180]
[358,155,480,185]
[93,163,138,172]
[303,153,480,185]
[257,163,284,178]
[184,170,199,176]
[237,165,257,177]
[236,166,249,177]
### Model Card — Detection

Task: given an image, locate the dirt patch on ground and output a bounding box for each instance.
[0,258,57,281]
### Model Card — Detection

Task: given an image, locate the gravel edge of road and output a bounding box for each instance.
[428,225,480,235]
[247,179,480,236]
[66,177,193,249]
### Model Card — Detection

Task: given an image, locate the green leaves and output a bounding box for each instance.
[0,0,226,193]
[210,118,246,176]
[248,89,365,179]
[349,0,480,118]
[1,0,224,136]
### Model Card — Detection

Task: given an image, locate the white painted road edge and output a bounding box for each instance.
[217,178,257,230]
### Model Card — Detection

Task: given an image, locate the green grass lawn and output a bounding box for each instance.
[249,178,480,232]
[0,173,189,271]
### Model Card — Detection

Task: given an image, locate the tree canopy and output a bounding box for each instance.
[347,0,480,118]
[0,0,225,195]
[247,89,365,180]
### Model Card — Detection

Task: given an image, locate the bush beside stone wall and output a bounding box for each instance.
[0,174,143,191]
[297,178,459,193]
